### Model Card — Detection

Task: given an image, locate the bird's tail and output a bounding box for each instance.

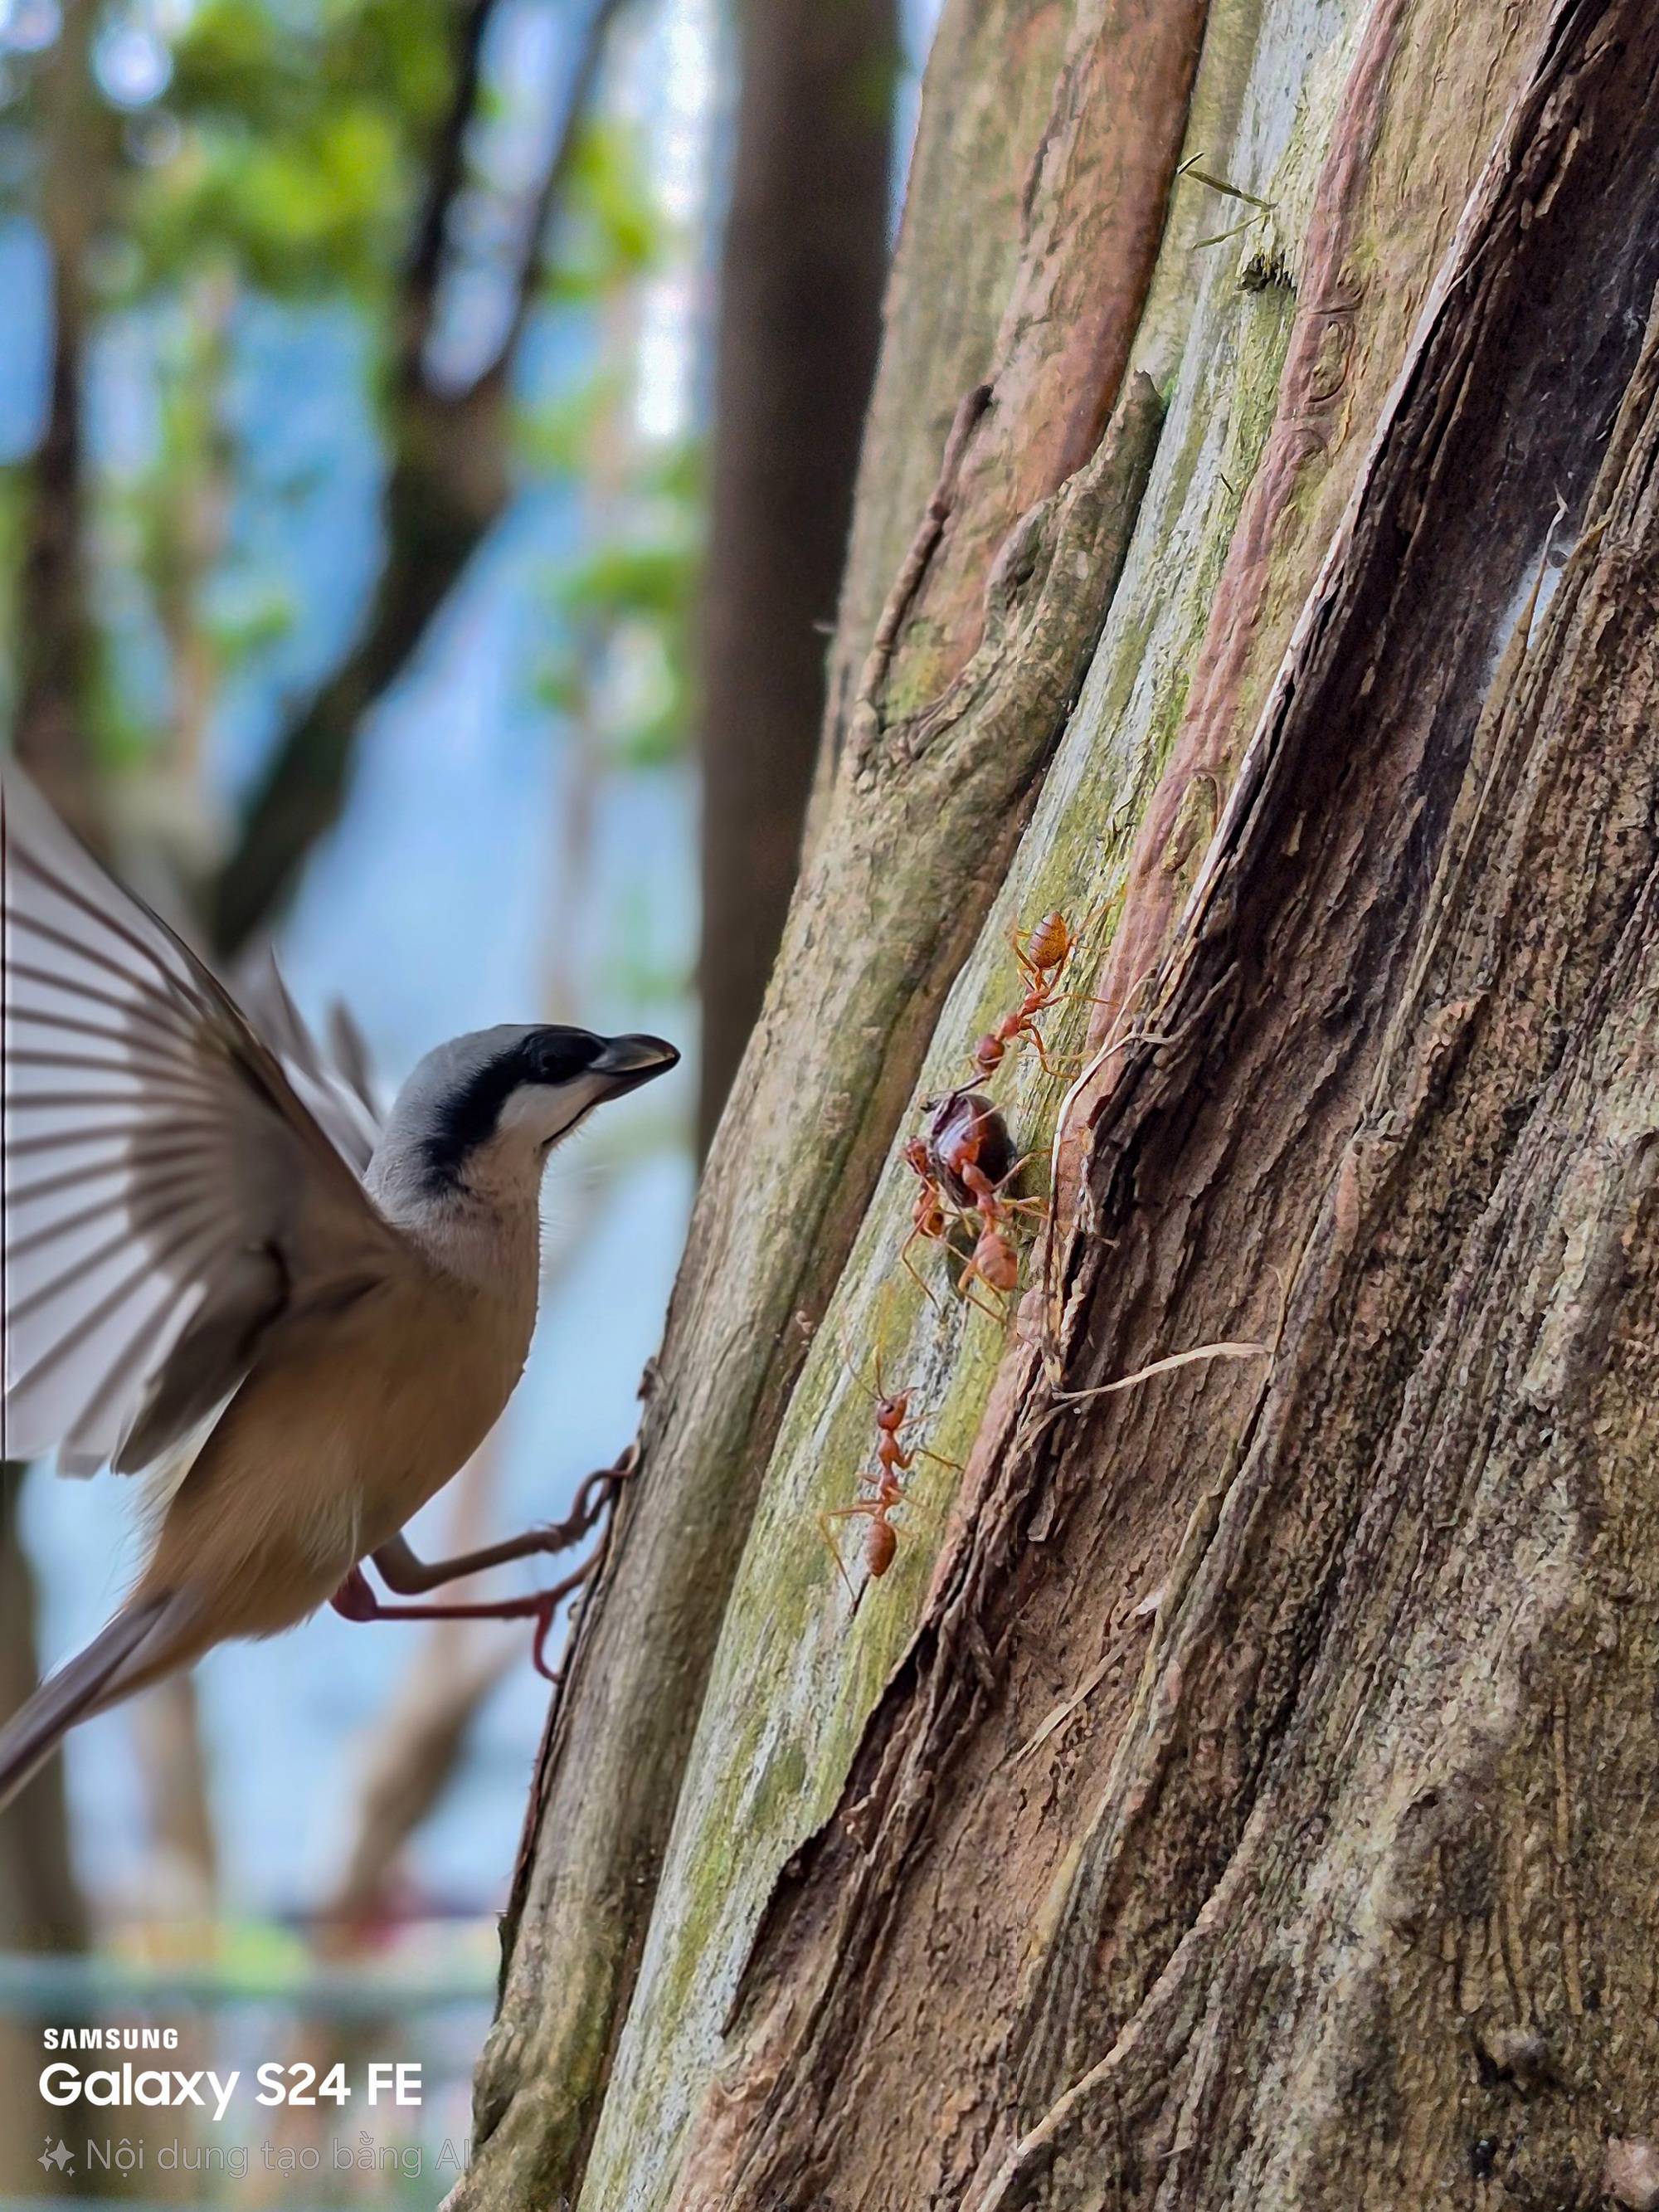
[0,1590,196,1813]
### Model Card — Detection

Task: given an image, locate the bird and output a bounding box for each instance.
[0,759,679,1810]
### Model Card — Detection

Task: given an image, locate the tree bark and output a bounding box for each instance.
[693,0,898,1151]
[460,0,1659,2205]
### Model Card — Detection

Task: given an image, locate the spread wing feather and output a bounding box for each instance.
[2,763,401,1476]
[235,949,382,1174]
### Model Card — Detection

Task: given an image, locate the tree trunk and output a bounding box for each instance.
[461,0,1659,2205]
[693,0,897,1150]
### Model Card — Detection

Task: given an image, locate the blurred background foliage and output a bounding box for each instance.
[0,0,938,2186]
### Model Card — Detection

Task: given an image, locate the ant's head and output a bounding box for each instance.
[875,1390,908,1431]
[903,1136,931,1177]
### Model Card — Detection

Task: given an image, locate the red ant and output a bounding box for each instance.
[901,1091,1046,1313]
[973,910,1086,1078]
[899,1135,951,1303]
[819,1350,957,1596]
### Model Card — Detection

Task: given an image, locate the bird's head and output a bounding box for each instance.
[371,1025,679,1213]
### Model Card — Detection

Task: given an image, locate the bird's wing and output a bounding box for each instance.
[1,763,404,1477]
[235,948,382,1174]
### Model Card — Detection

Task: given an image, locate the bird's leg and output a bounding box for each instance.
[329,1552,602,1682]
[367,1448,636,1594]
[328,1558,594,1625]
[328,1453,635,1682]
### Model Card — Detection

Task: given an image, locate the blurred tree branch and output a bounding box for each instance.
[694,0,897,1150]
[11,0,115,848]
[206,0,629,957]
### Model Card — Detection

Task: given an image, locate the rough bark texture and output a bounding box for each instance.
[460,0,1659,2201]
[693,0,897,1152]
[807,0,1078,835]
[864,0,1206,720]
[678,6,1659,2201]
[469,362,1164,2211]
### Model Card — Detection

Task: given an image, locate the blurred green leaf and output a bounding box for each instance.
[543,114,661,302]
[114,0,452,302]
[533,432,703,772]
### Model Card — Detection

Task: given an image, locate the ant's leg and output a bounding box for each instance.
[952,1253,1008,1322]
[1014,1000,1088,1079]
[1008,920,1039,993]
[899,1229,945,1312]
[816,1506,872,1600]
[983,1152,1051,1222]
[1029,1027,1074,1079]
[369,1451,634,1593]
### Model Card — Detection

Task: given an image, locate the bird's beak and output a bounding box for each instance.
[591,1033,680,1099]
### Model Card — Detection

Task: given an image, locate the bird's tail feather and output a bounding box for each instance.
[0,1590,194,1813]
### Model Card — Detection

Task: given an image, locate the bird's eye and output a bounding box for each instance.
[532,1030,602,1086]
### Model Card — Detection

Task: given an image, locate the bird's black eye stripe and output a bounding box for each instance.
[530,1030,606,1086]
[421,1028,605,1187]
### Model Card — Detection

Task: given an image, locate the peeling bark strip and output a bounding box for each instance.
[661,3,1659,2207]
[878,0,1210,716]
[813,0,1078,826]
[814,0,1206,808]
[1081,0,1413,1066]
[456,378,1164,2212]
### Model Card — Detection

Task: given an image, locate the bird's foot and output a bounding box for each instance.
[328,1545,604,1683]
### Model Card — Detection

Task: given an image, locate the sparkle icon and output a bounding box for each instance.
[38,2140,74,2174]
